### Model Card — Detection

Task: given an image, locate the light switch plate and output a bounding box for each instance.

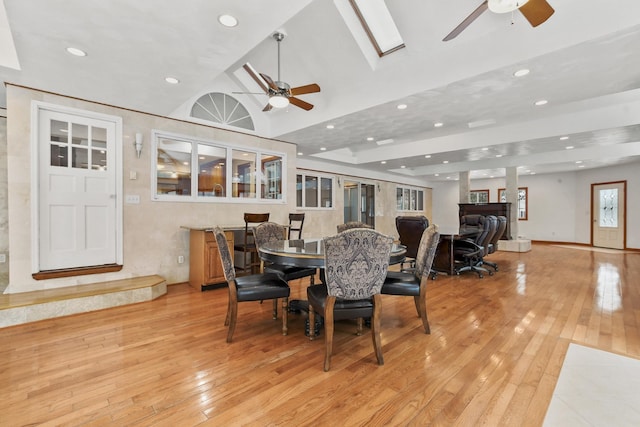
[125,195,140,204]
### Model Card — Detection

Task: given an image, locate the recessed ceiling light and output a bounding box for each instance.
[565,146,574,150]
[218,14,238,27]
[297,152,303,156]
[66,47,86,57]
[320,147,326,151]
[443,160,449,164]
[424,155,431,158]
[481,147,489,151]
[397,104,407,110]
[575,160,583,164]
[367,137,374,141]
[579,165,585,168]
[381,161,386,164]
[446,176,451,180]
[513,68,530,77]
[534,99,548,106]
[183,162,189,165]
[530,172,536,175]
[400,165,406,168]
[560,136,569,140]
[434,173,439,177]
[490,175,495,178]
[495,154,503,158]
[434,122,443,128]
[326,124,335,129]
[165,77,180,84]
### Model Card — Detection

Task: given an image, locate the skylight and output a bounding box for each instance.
[349,0,405,57]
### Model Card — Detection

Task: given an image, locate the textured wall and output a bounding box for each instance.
[5,86,431,293]
[0,113,8,293]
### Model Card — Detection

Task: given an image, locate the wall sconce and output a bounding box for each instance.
[377,183,381,192]
[337,177,342,187]
[134,133,143,158]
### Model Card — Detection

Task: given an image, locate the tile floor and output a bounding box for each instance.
[544,343,640,426]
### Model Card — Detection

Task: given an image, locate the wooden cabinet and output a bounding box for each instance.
[188,229,234,290]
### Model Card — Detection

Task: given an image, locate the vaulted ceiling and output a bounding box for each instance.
[2,0,640,184]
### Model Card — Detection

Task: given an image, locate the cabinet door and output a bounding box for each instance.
[205,241,224,283]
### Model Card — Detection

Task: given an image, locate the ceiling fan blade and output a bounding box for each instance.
[518,0,554,27]
[260,73,280,91]
[443,1,489,41]
[242,63,268,93]
[290,83,320,96]
[262,103,273,112]
[289,97,314,111]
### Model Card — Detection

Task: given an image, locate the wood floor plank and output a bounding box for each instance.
[1,245,639,425]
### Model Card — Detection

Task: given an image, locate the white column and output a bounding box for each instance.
[505,166,518,240]
[459,171,470,203]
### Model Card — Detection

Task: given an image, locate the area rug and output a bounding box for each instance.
[543,343,640,426]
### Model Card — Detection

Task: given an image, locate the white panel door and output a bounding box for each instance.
[38,108,118,270]
[593,182,625,250]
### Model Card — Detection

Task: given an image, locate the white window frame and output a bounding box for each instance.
[396,185,424,212]
[151,130,286,204]
[296,171,334,210]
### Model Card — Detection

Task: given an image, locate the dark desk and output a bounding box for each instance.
[432,228,477,276]
[259,238,407,269]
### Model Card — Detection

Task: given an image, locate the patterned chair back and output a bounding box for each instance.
[336,221,373,233]
[323,229,393,300]
[413,224,440,281]
[254,222,286,250]
[213,227,236,282]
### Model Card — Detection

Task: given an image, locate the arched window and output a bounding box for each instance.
[190,93,254,131]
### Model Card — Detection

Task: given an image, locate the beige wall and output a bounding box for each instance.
[4,85,431,293]
[0,113,8,293]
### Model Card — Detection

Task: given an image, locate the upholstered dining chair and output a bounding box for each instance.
[233,213,270,275]
[336,221,373,233]
[254,222,316,286]
[307,228,393,371]
[382,224,440,334]
[395,215,429,272]
[213,227,290,343]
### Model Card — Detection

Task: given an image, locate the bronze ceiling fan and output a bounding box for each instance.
[443,0,555,42]
[238,32,320,111]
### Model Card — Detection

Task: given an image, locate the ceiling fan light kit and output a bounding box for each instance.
[238,31,320,112]
[268,94,290,108]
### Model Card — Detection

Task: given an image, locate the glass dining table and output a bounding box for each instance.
[258,238,407,269]
[259,238,407,336]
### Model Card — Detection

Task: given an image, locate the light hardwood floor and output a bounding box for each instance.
[1,244,639,426]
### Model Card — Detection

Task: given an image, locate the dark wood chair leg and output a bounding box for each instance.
[371,295,384,365]
[323,297,336,372]
[281,298,288,335]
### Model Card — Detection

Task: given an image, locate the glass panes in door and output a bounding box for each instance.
[599,189,618,227]
[50,120,107,171]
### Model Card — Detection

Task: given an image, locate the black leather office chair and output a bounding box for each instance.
[395,215,429,272]
[459,214,484,235]
[482,215,507,271]
[453,215,496,278]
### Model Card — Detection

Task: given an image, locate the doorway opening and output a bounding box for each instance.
[343,181,375,228]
